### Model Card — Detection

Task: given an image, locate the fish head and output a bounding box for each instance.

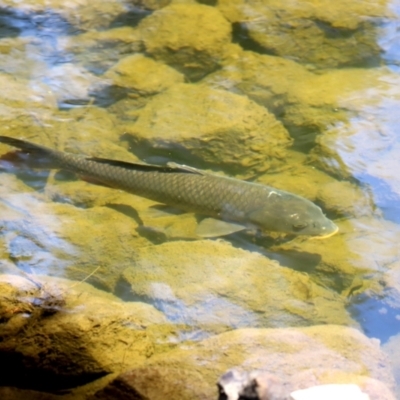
[248,190,338,238]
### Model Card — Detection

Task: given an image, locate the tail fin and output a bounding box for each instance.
[0,136,60,169]
[0,136,52,154]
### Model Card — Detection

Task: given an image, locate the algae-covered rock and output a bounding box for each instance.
[41,63,106,107]
[316,180,374,218]
[284,68,387,143]
[203,52,387,146]
[0,0,130,32]
[0,72,57,121]
[271,216,400,296]
[103,54,184,97]
[0,274,166,391]
[218,0,390,69]
[61,27,143,74]
[255,149,337,202]
[0,36,48,79]
[129,0,171,11]
[309,68,400,183]
[145,325,395,398]
[119,240,355,329]
[203,50,314,117]
[303,68,400,241]
[123,83,292,175]
[91,366,211,400]
[0,174,150,292]
[137,3,232,80]
[0,105,129,161]
[256,151,374,219]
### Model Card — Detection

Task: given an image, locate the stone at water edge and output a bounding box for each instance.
[290,384,369,400]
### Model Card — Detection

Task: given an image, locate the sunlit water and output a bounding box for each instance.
[1,0,400,395]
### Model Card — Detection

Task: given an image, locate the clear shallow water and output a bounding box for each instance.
[1,0,400,394]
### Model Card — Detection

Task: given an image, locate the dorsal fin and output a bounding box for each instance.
[87,157,204,175]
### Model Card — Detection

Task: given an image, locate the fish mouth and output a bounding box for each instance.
[312,224,339,240]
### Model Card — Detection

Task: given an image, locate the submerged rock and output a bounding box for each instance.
[316,180,374,219]
[218,0,390,69]
[40,63,106,108]
[308,68,400,208]
[203,51,388,146]
[129,0,171,11]
[137,3,232,80]
[271,216,400,293]
[61,27,143,75]
[119,240,355,329]
[202,50,314,119]
[91,366,211,400]
[0,174,151,292]
[103,53,184,98]
[0,0,136,39]
[0,72,57,121]
[144,325,395,400]
[123,83,292,175]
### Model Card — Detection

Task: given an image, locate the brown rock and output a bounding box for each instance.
[0,274,166,391]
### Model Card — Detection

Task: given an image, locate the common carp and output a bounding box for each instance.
[0,136,338,238]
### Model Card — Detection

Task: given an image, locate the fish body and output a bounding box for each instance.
[0,136,338,238]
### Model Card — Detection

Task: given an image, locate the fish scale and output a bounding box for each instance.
[0,135,339,238]
[15,141,263,221]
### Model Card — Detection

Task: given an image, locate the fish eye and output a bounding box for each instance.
[292,222,308,231]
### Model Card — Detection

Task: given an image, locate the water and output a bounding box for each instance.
[0,0,400,396]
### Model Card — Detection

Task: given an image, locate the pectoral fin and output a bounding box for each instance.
[196,218,246,238]
[166,162,205,175]
[145,205,186,218]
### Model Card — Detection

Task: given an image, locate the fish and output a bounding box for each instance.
[0,135,338,239]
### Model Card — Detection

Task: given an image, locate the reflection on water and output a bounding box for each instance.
[0,0,400,397]
[350,293,400,343]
